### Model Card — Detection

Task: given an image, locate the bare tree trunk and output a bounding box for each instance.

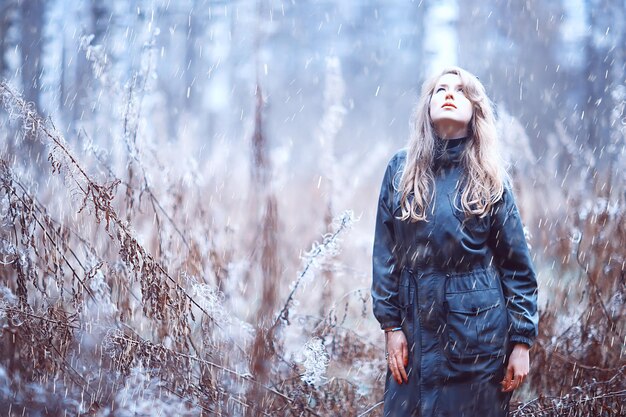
[585,0,621,169]
[318,57,346,315]
[90,0,108,43]
[19,0,43,115]
[71,35,91,130]
[19,0,46,172]
[0,0,18,158]
[185,0,199,110]
[247,3,282,412]
[0,0,17,78]
[458,0,564,158]
[584,0,605,152]
[67,1,108,134]
[247,82,282,415]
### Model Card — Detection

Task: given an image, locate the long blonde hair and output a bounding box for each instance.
[398,66,509,222]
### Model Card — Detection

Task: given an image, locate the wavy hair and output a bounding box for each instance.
[397,66,509,222]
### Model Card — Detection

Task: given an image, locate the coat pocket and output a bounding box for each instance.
[444,288,507,360]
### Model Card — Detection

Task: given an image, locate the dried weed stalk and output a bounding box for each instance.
[0,81,211,339]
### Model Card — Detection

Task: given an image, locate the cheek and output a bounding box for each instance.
[462,100,473,119]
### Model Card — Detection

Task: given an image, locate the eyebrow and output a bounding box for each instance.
[436,83,463,88]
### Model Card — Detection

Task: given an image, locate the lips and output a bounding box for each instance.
[442,103,456,109]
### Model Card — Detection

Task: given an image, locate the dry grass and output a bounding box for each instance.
[0,60,624,416]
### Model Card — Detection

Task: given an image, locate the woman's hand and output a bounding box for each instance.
[501,343,530,392]
[385,329,409,384]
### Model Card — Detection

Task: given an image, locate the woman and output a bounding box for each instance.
[371,66,538,417]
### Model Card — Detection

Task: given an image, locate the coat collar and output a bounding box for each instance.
[434,136,470,169]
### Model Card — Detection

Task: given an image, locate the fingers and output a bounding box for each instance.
[402,341,409,367]
[502,374,525,392]
[501,367,527,392]
[388,355,402,385]
[502,344,530,392]
[395,352,408,383]
[500,365,514,392]
[387,350,408,385]
[388,354,408,384]
[386,331,409,385]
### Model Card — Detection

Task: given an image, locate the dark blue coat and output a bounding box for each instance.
[371,137,539,417]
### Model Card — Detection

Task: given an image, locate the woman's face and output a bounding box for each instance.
[429,73,473,139]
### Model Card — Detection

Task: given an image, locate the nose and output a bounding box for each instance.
[445,91,454,100]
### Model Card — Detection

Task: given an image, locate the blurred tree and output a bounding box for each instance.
[248,6,279,412]
[69,1,110,132]
[19,0,44,116]
[457,0,565,159]
[19,0,47,171]
[584,0,624,163]
[0,0,18,79]
[0,0,18,159]
[184,0,199,110]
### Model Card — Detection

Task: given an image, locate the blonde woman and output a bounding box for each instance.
[371,66,538,417]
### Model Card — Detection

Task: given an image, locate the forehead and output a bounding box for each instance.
[435,73,463,87]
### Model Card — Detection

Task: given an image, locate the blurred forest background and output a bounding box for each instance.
[0,0,623,416]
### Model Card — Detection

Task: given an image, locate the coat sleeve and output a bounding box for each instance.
[489,181,539,348]
[371,156,403,330]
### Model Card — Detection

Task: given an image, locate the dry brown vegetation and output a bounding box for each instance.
[0,66,624,417]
